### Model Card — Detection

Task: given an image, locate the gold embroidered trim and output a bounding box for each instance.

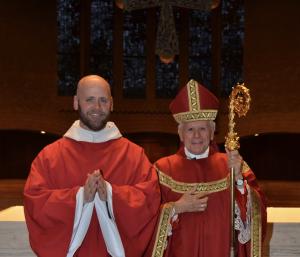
[187,79,200,112]
[174,79,218,123]
[250,189,262,257]
[157,168,229,193]
[151,203,174,257]
[242,161,250,174]
[173,110,218,123]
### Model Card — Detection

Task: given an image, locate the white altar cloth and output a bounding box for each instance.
[0,206,34,257]
[263,207,300,257]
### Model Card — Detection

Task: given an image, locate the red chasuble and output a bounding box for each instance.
[147,147,266,257]
[24,137,160,257]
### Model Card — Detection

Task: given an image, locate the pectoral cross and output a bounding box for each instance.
[116,0,219,63]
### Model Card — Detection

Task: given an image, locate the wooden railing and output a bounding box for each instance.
[0,179,300,211]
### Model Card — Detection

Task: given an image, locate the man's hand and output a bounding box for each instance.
[174,188,209,214]
[83,170,100,204]
[226,149,243,180]
[97,169,107,201]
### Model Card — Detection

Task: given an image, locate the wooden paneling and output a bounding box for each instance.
[0,180,25,211]
[1,1,300,138]
[258,180,300,208]
[1,179,299,211]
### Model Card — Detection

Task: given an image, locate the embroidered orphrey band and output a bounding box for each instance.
[187,79,200,112]
[173,110,218,123]
[151,203,174,257]
[250,189,262,257]
[172,79,218,123]
[156,168,229,193]
[242,161,250,174]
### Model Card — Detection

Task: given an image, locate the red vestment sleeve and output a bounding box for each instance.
[244,168,267,241]
[112,149,161,257]
[235,163,267,257]
[24,150,78,257]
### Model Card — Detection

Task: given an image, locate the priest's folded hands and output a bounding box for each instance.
[83,169,107,203]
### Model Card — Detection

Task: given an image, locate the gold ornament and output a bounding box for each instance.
[225,83,251,151]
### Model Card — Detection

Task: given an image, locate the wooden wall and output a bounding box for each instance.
[1,0,300,138]
[0,0,300,179]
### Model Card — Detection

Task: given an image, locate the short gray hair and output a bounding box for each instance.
[178,120,216,135]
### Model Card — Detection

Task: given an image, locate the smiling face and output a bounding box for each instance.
[178,120,215,155]
[73,75,113,131]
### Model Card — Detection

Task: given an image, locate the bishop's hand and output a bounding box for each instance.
[174,188,209,214]
[226,149,243,181]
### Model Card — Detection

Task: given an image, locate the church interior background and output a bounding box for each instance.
[0,0,300,256]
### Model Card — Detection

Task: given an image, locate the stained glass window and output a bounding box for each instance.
[57,1,244,98]
[123,9,146,98]
[221,0,245,96]
[57,0,80,95]
[189,10,212,90]
[90,0,113,86]
[155,8,180,98]
[156,56,179,98]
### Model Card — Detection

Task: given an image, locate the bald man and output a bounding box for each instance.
[24,75,160,257]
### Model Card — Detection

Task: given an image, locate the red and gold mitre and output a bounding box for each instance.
[169,79,219,123]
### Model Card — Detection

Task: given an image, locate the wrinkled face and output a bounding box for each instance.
[73,77,113,131]
[179,120,215,155]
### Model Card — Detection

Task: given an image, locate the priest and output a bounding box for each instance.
[24,75,160,257]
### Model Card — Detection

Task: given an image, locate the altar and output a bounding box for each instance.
[263,207,300,257]
[0,206,34,257]
[0,206,299,257]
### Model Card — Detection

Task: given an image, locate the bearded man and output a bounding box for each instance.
[24,75,160,257]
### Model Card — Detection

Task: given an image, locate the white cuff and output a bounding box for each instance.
[106,182,115,220]
[67,187,94,257]
[94,183,125,257]
[236,179,247,194]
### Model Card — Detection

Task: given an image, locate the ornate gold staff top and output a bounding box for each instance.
[225,83,251,150]
[225,83,251,257]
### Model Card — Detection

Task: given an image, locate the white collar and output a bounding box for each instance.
[184,146,209,160]
[64,120,122,143]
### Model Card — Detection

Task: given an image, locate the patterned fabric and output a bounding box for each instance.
[169,79,219,122]
[145,147,267,257]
